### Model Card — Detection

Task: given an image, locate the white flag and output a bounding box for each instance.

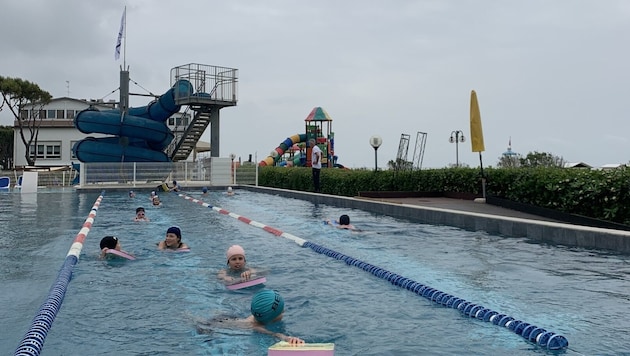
[115,7,126,60]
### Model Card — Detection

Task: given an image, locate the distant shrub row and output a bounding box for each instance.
[252,166,630,225]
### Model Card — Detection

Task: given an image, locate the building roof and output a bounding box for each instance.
[563,162,592,168]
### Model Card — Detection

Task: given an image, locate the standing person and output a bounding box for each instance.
[310,138,322,193]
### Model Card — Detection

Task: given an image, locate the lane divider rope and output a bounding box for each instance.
[15,191,106,356]
[176,192,569,351]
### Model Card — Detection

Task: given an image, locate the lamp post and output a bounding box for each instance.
[369,135,382,172]
[229,153,236,184]
[449,130,465,167]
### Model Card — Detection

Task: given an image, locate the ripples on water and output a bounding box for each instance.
[1,189,628,355]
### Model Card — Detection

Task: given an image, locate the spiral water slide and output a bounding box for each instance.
[72,80,193,162]
[259,133,307,166]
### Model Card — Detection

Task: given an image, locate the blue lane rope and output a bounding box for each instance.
[302,241,569,351]
[14,191,106,356]
[176,192,568,351]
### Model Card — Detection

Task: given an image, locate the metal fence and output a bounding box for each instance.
[2,158,260,189]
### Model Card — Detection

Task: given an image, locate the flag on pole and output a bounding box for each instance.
[115,7,126,60]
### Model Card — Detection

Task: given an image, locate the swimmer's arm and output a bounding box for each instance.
[217,270,235,283]
[179,243,189,249]
[100,248,108,259]
[252,325,304,345]
[157,241,166,250]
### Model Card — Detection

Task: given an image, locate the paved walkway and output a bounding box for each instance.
[357,196,562,223]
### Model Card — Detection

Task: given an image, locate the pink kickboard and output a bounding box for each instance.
[268,342,335,356]
[226,276,267,290]
[105,249,136,260]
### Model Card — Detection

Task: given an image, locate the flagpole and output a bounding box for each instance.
[123,5,127,71]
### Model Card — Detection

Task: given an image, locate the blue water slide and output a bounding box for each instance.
[73,137,170,162]
[73,80,193,163]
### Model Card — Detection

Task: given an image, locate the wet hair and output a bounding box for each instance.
[100,236,118,249]
[136,207,145,213]
[339,214,350,225]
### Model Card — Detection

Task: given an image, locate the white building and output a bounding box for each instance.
[12,97,190,168]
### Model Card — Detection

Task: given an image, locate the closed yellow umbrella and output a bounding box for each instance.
[469,90,487,199]
[470,90,485,152]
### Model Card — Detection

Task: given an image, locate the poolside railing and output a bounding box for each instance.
[78,159,234,187]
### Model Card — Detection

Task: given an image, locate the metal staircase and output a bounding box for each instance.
[168,108,212,161]
[166,63,238,161]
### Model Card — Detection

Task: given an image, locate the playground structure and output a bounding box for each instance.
[394,132,427,171]
[259,107,338,168]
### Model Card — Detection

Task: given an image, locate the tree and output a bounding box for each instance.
[519,151,565,168]
[0,76,52,165]
[0,125,13,169]
[497,153,522,168]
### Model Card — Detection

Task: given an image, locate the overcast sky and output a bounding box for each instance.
[1,0,629,168]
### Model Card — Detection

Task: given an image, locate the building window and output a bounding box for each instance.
[39,109,47,119]
[177,116,189,126]
[29,142,62,160]
[47,110,56,119]
[56,110,65,119]
[70,141,78,159]
[168,117,175,126]
[67,110,75,119]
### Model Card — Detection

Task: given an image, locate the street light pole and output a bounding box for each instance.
[229,153,236,184]
[449,130,465,167]
[369,135,383,172]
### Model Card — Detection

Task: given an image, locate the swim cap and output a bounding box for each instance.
[202,186,208,193]
[100,236,118,249]
[339,214,350,225]
[167,226,181,239]
[251,290,284,324]
[226,244,245,262]
[136,207,145,213]
[227,186,233,192]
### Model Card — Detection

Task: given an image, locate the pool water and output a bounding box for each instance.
[1,189,629,355]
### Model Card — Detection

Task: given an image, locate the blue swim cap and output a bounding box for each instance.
[167,226,181,239]
[251,289,284,324]
[202,186,208,193]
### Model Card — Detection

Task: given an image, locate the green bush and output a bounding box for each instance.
[258,166,630,225]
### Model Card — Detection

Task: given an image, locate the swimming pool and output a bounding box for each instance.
[2,189,628,355]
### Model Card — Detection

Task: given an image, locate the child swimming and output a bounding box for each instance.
[195,289,304,345]
[217,244,257,283]
[326,214,356,230]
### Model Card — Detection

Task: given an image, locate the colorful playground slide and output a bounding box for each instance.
[72,80,194,162]
[259,133,307,167]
